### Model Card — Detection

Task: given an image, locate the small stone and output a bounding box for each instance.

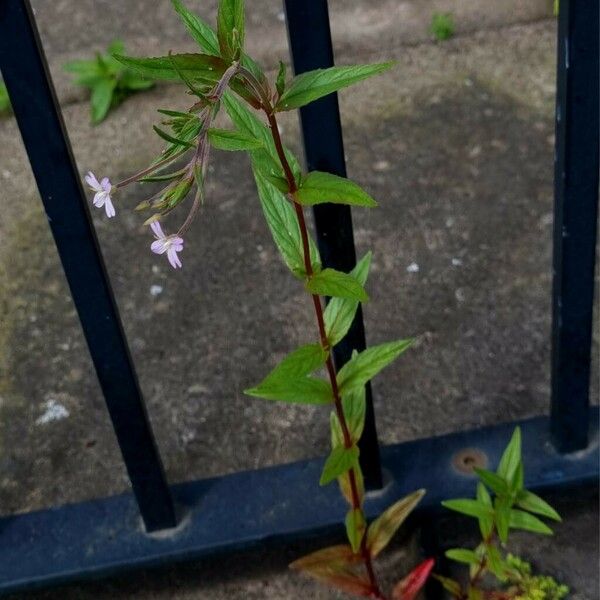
[150,284,163,296]
[188,384,209,395]
[451,258,463,266]
[406,262,420,273]
[36,399,70,425]
[372,160,390,172]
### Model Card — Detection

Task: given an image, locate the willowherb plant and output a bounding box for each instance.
[437,428,567,600]
[86,1,429,597]
[85,2,565,599]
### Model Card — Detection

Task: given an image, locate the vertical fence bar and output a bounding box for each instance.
[0,0,177,531]
[283,0,383,489]
[550,0,599,453]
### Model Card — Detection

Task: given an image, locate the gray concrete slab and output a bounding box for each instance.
[0,6,597,600]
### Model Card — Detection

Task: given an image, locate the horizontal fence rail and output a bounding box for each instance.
[0,414,597,593]
[0,0,597,594]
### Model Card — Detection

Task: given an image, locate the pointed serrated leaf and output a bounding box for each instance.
[324,252,372,346]
[338,464,365,507]
[306,268,368,301]
[509,509,553,535]
[445,549,479,565]
[244,377,332,405]
[366,489,425,558]
[341,385,366,444]
[223,92,302,180]
[208,128,263,150]
[172,0,220,54]
[296,566,372,597]
[217,0,245,60]
[276,61,287,96]
[474,468,509,496]
[392,558,435,600]
[259,344,327,385]
[296,171,377,207]
[289,544,360,572]
[516,490,561,522]
[276,62,395,111]
[90,78,116,123]
[320,445,359,486]
[432,575,462,598]
[113,53,226,81]
[345,508,366,553]
[441,499,494,520]
[476,483,494,538]
[497,427,521,482]
[337,339,414,396]
[252,171,320,277]
[296,171,377,208]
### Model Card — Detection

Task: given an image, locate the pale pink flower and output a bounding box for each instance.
[150,221,184,269]
[85,172,115,218]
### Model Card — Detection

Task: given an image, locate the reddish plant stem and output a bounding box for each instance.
[267,110,385,600]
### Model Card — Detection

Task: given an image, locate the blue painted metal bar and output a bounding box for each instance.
[550,0,599,452]
[283,0,383,490]
[0,0,177,532]
[0,411,597,594]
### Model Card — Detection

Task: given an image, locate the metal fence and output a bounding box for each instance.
[0,0,597,593]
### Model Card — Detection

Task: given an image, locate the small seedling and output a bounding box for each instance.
[430,12,455,42]
[437,427,568,600]
[64,40,155,124]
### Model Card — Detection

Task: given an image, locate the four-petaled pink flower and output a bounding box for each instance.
[150,221,184,269]
[85,172,115,218]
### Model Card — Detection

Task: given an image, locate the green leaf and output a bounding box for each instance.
[276,61,287,97]
[290,544,360,572]
[494,496,511,543]
[208,128,263,151]
[120,71,155,90]
[441,499,494,520]
[497,427,521,482]
[474,468,509,496]
[509,509,553,535]
[324,253,372,347]
[342,385,366,443]
[245,377,332,405]
[485,545,508,582]
[516,490,561,522]
[90,78,116,123]
[320,445,359,485]
[510,461,524,493]
[153,125,196,149]
[445,549,479,566]
[171,1,264,84]
[223,92,302,181]
[259,344,328,384]
[275,62,395,111]
[306,269,368,302]
[297,171,377,208]
[253,171,320,277]
[172,0,220,54]
[345,508,366,553]
[338,464,365,507]
[113,53,226,82]
[337,339,414,396]
[217,0,245,60]
[476,483,494,538]
[366,489,425,558]
[432,575,462,598]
